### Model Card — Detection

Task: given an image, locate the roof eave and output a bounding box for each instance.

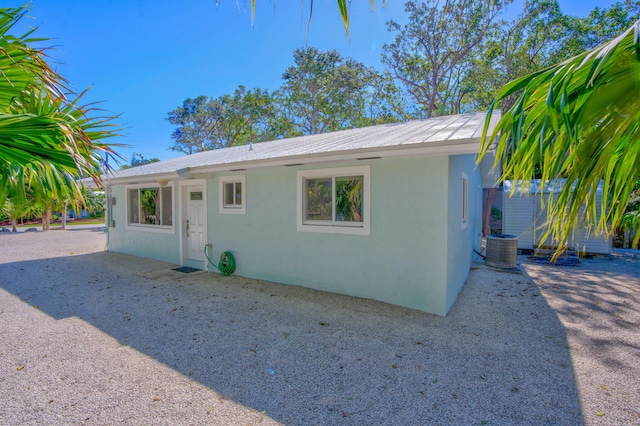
[106,171,182,186]
[104,137,484,186]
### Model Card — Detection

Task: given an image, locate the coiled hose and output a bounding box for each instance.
[204,245,236,275]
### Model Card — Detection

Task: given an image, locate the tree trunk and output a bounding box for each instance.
[11,218,17,233]
[42,207,52,231]
[62,202,68,230]
[483,188,498,237]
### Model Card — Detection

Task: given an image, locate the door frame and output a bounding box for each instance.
[178,179,208,270]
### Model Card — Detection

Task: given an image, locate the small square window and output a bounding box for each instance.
[219,175,246,214]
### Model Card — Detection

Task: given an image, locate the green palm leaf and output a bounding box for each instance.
[480,20,640,253]
[0,5,122,208]
[245,1,378,37]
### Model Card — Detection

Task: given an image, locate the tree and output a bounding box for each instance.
[463,0,571,112]
[167,96,222,154]
[382,0,511,118]
[120,153,160,169]
[166,48,403,152]
[354,70,412,124]
[567,0,640,54]
[0,5,121,208]
[167,87,290,154]
[278,47,401,135]
[218,86,295,144]
[83,190,105,217]
[1,183,34,232]
[479,20,640,251]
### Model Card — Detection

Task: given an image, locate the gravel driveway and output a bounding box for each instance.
[0,227,638,425]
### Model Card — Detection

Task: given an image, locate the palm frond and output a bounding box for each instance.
[0,4,123,208]
[480,20,640,254]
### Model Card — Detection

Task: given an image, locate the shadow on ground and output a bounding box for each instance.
[1,249,583,424]
[522,251,640,423]
[527,261,640,357]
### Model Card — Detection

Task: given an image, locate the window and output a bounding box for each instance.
[219,175,246,214]
[126,184,173,231]
[297,166,370,235]
[461,172,468,230]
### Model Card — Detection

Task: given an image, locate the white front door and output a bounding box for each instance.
[186,186,206,261]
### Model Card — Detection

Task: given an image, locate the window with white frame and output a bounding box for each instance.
[127,184,173,229]
[297,166,370,235]
[219,175,246,214]
[461,172,469,230]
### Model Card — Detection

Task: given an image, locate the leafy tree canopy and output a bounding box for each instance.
[167,47,405,154]
[166,88,292,155]
[382,0,512,118]
[120,153,160,169]
[279,46,402,135]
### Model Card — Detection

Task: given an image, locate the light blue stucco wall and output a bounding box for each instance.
[445,154,482,314]
[208,157,451,315]
[107,154,481,316]
[106,184,181,264]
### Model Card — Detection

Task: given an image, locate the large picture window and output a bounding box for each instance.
[127,184,173,230]
[297,166,370,235]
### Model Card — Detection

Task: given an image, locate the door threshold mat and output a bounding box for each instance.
[172,266,202,273]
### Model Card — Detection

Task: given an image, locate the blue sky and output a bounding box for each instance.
[7,0,620,164]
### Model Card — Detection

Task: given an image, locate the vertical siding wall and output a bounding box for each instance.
[503,191,535,249]
[445,154,482,314]
[503,184,611,254]
[573,191,612,254]
[208,157,451,315]
[106,185,181,264]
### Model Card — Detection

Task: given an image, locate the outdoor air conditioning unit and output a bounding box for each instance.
[486,234,518,269]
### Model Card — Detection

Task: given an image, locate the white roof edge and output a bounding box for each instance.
[106,171,181,186]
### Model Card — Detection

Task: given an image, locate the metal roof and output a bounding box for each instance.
[107,111,499,184]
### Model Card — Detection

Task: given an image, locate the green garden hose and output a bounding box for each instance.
[204,245,236,275]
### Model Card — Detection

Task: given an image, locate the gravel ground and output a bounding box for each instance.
[0,227,638,425]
